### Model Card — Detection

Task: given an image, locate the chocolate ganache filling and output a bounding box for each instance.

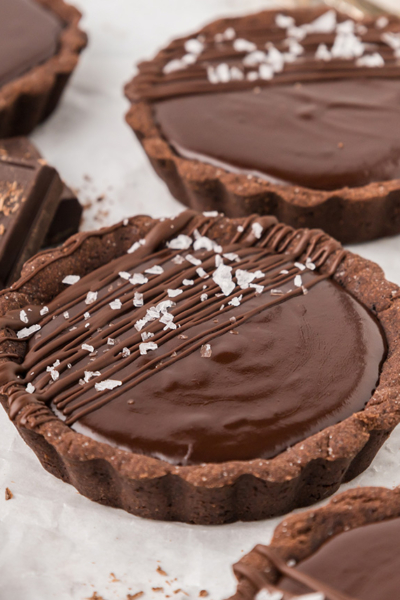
[0,0,63,87]
[2,213,386,465]
[134,9,400,191]
[239,517,400,600]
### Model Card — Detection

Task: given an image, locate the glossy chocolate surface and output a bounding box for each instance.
[154,78,400,190]
[132,8,400,191]
[0,0,63,87]
[1,213,385,465]
[277,517,400,599]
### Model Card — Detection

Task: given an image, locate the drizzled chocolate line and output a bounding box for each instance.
[1,212,344,433]
[130,9,400,102]
[234,545,356,600]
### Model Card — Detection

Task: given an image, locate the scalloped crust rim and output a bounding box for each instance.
[0,215,400,524]
[0,0,87,137]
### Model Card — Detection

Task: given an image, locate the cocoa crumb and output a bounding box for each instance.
[152,588,164,593]
[199,592,209,598]
[127,593,144,600]
[109,572,119,582]
[87,593,105,600]
[5,487,13,500]
[156,566,167,576]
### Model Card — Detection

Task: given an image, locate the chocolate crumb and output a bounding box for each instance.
[109,572,119,582]
[5,487,13,500]
[156,566,167,576]
[87,594,105,600]
[199,591,209,597]
[127,593,144,600]
[152,588,164,593]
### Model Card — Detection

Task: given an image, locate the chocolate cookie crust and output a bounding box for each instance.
[0,212,399,524]
[0,0,87,137]
[229,486,400,600]
[125,7,400,244]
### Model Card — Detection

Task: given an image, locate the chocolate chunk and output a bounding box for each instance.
[0,155,62,287]
[0,138,82,246]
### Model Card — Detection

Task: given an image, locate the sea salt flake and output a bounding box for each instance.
[139,341,158,355]
[122,347,130,357]
[130,273,148,285]
[127,239,145,254]
[82,343,94,352]
[237,225,244,233]
[196,267,208,278]
[305,9,336,34]
[331,29,365,59]
[163,59,186,74]
[17,324,41,339]
[172,254,185,265]
[184,38,204,55]
[84,370,101,383]
[146,306,160,321]
[295,262,306,271]
[254,270,264,279]
[134,319,147,332]
[275,14,295,29]
[294,275,303,287]
[223,253,239,261]
[145,265,164,275]
[167,234,192,250]
[203,210,219,217]
[119,271,131,280]
[271,289,284,296]
[62,275,80,285]
[168,289,183,298]
[109,299,122,310]
[252,222,264,239]
[185,253,202,266]
[95,379,122,392]
[141,331,155,341]
[200,344,212,358]
[183,279,194,286]
[244,50,268,66]
[215,254,223,267]
[20,310,28,324]
[84,311,90,320]
[255,589,283,600]
[213,263,235,296]
[182,53,196,65]
[107,338,115,346]
[63,311,70,319]
[315,43,331,61]
[26,383,35,394]
[287,25,307,41]
[259,64,274,80]
[228,294,242,307]
[133,292,144,307]
[305,258,316,270]
[250,283,264,294]
[207,66,219,84]
[266,45,285,72]
[40,306,49,316]
[223,27,236,40]
[200,293,208,302]
[376,16,389,29]
[236,269,256,289]
[233,38,257,53]
[356,53,384,67]
[85,291,98,304]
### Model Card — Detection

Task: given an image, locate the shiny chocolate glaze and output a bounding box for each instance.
[238,517,400,599]
[0,0,63,87]
[0,212,385,465]
[132,7,400,191]
[154,79,400,191]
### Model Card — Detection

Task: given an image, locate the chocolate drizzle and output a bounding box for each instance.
[0,211,386,465]
[129,8,400,103]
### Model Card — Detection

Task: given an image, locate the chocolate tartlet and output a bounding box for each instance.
[0,210,399,524]
[229,486,400,600]
[126,7,400,243]
[0,0,87,137]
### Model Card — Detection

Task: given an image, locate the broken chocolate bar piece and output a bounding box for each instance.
[0,155,62,287]
[0,138,82,246]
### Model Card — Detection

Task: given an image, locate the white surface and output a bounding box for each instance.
[1,1,400,599]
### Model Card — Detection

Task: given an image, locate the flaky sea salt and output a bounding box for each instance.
[200,293,208,302]
[315,43,331,61]
[233,38,257,52]
[183,279,194,286]
[17,324,41,339]
[236,269,256,289]
[168,289,183,298]
[167,234,192,250]
[20,310,28,324]
[145,265,164,275]
[200,344,212,358]
[119,271,131,280]
[130,273,148,285]
[26,383,35,394]
[228,295,242,307]
[251,222,263,239]
[294,275,303,287]
[356,53,384,67]
[122,347,130,357]
[109,299,122,310]
[62,275,80,285]
[95,379,122,392]
[127,239,145,254]
[82,343,94,352]
[275,14,295,29]
[85,291,98,305]
[139,341,158,355]
[184,38,204,55]
[213,263,235,296]
[133,292,144,307]
[40,306,49,316]
[185,254,202,266]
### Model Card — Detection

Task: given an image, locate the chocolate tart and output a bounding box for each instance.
[229,486,400,600]
[126,7,400,244]
[0,210,399,524]
[0,0,87,137]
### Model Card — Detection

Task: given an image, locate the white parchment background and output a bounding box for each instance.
[1,1,400,598]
